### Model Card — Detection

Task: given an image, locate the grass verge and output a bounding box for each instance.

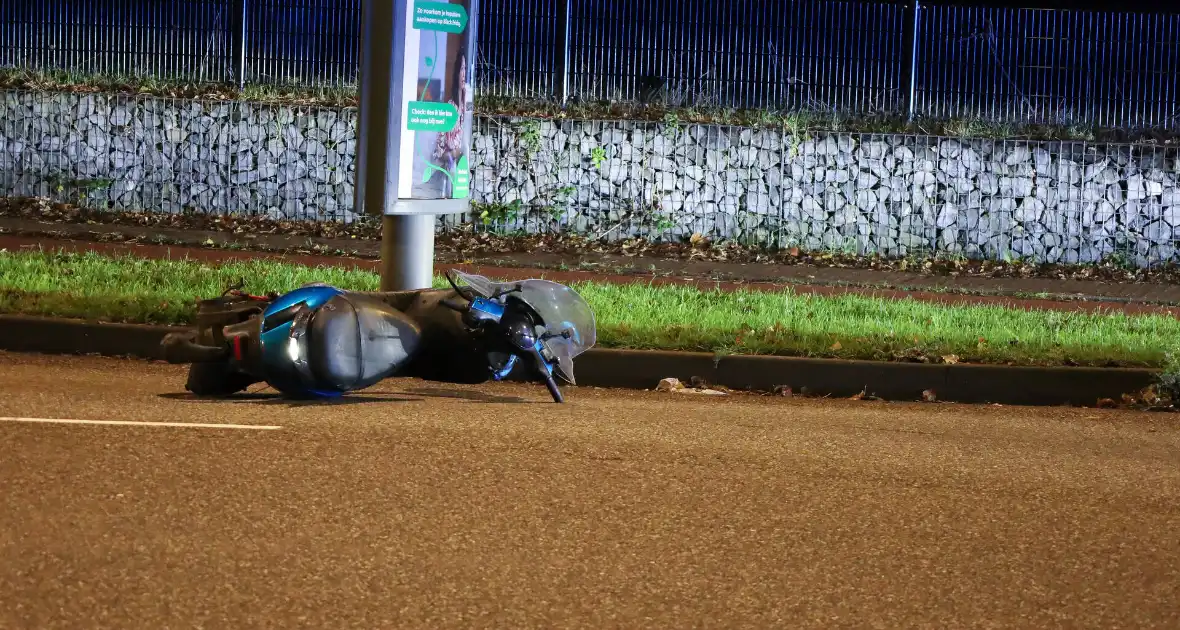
[3,249,1179,369]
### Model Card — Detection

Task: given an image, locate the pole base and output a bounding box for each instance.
[380,214,436,291]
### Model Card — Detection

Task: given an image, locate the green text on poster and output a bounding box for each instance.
[406,101,459,132]
[413,1,468,33]
[452,155,470,199]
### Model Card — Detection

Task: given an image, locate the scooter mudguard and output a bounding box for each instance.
[257,284,347,398]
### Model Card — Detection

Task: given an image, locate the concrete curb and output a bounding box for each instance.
[0,315,1159,407]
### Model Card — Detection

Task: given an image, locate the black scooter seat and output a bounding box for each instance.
[305,293,423,391]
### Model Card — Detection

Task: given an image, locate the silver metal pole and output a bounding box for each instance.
[355,0,435,291]
[382,214,436,290]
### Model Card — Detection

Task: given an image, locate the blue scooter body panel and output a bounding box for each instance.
[258,284,346,398]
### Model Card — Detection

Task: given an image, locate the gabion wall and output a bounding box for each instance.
[3,90,1178,267]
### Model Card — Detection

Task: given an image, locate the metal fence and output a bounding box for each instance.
[2,1,1180,129]
[914,4,1180,130]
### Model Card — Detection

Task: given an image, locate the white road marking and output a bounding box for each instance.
[0,417,282,430]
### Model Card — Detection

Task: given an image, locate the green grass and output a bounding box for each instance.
[2,249,1179,368]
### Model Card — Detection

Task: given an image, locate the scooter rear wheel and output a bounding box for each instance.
[184,362,259,397]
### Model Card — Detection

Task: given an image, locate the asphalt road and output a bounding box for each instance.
[1,352,1179,629]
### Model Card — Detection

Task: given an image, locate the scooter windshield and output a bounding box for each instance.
[451,271,597,384]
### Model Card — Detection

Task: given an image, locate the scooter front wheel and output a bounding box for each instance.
[530,348,564,403]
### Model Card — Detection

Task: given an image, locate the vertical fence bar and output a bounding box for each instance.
[906,0,922,121]
[235,0,249,88]
[555,0,571,104]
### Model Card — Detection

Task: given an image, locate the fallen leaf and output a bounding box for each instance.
[941,354,960,365]
[830,341,842,351]
[1096,398,1117,408]
[684,388,729,396]
[773,385,793,397]
[921,389,937,402]
[656,378,684,392]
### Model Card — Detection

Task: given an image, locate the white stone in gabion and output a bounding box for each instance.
[1147,179,1165,197]
[819,169,843,184]
[960,147,983,172]
[970,172,997,196]
[853,189,877,210]
[937,139,961,159]
[1083,159,1108,182]
[1128,175,1150,200]
[936,202,959,229]
[1161,188,1180,207]
[737,147,758,167]
[710,195,737,215]
[798,196,822,220]
[1095,167,1120,186]
[940,158,968,179]
[952,177,974,194]
[659,192,685,214]
[1018,197,1048,225]
[1143,221,1172,245]
[1002,146,1030,165]
[1056,159,1082,184]
[831,206,860,228]
[913,171,937,187]
[1033,149,1053,177]
[601,128,627,145]
[859,141,888,161]
[811,137,836,156]
[600,159,628,184]
[682,164,705,182]
[891,145,914,164]
[748,192,773,215]
[1003,177,1035,197]
[816,193,842,215]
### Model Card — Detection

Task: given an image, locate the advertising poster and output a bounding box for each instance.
[400,0,475,200]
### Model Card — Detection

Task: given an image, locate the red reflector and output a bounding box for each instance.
[232,336,243,361]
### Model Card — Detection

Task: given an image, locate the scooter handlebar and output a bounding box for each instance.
[440,298,470,313]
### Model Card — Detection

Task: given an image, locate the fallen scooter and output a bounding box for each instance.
[160,270,596,403]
